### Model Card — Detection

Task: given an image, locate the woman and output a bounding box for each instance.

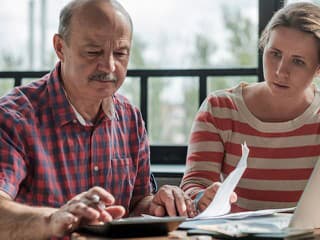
[181,2,320,213]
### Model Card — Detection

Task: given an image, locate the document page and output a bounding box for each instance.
[194,213,313,238]
[194,142,249,219]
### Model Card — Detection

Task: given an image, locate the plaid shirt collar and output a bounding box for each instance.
[48,62,117,127]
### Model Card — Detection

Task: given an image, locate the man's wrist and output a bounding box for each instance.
[38,207,58,238]
[130,195,154,216]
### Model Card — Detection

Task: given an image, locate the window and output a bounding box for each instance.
[0,0,280,164]
[120,0,259,145]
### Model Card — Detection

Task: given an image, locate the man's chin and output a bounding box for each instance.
[92,89,116,99]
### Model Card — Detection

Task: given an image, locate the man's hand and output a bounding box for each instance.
[197,182,237,213]
[48,186,125,237]
[148,185,197,218]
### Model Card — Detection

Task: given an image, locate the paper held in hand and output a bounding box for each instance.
[194,142,249,219]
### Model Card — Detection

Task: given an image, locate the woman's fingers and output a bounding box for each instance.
[197,182,237,212]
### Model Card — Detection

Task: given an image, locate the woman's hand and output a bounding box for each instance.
[197,182,237,213]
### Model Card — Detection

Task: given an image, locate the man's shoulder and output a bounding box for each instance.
[112,93,144,123]
[0,75,50,118]
[113,93,139,111]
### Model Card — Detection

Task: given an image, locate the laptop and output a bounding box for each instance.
[179,158,320,239]
[289,158,320,229]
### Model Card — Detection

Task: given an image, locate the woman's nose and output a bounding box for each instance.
[276,58,289,78]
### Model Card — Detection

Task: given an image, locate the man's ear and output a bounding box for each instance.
[53,34,65,62]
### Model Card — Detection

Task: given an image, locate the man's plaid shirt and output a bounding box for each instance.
[0,63,152,215]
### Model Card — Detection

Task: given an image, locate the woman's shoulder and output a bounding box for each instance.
[205,82,251,107]
[208,82,251,97]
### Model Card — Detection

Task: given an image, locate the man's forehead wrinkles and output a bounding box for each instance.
[81,38,130,48]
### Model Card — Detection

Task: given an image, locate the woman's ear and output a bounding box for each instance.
[53,34,65,62]
[316,65,320,77]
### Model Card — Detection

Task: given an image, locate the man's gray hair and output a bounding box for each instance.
[58,0,133,43]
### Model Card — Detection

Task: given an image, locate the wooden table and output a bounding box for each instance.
[71,231,213,240]
[72,229,320,240]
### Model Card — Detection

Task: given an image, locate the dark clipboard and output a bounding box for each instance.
[79,216,186,238]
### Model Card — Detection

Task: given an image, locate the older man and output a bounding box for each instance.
[0,0,195,239]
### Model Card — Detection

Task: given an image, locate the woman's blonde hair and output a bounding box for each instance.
[259,2,320,57]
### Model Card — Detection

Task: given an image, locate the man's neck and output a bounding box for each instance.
[71,100,102,123]
[63,88,104,123]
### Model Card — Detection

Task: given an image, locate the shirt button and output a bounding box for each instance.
[94,165,99,171]
[73,119,77,123]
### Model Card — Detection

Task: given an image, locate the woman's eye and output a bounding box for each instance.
[270,51,281,57]
[293,58,305,66]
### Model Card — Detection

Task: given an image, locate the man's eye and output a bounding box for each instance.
[114,51,128,57]
[87,51,101,56]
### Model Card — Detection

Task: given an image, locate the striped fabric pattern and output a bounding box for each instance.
[0,62,152,215]
[181,82,320,212]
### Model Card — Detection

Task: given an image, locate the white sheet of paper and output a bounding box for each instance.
[194,142,249,219]
[198,213,293,237]
[196,207,295,220]
[220,207,295,220]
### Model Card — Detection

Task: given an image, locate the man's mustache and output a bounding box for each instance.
[88,73,117,82]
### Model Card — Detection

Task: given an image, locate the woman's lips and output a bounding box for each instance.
[273,82,289,88]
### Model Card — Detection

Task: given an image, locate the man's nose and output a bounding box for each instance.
[98,53,115,72]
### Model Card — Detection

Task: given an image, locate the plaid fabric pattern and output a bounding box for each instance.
[0,62,152,215]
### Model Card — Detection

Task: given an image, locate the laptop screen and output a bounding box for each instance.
[289,159,320,229]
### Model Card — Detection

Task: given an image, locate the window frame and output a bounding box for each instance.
[0,0,284,165]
